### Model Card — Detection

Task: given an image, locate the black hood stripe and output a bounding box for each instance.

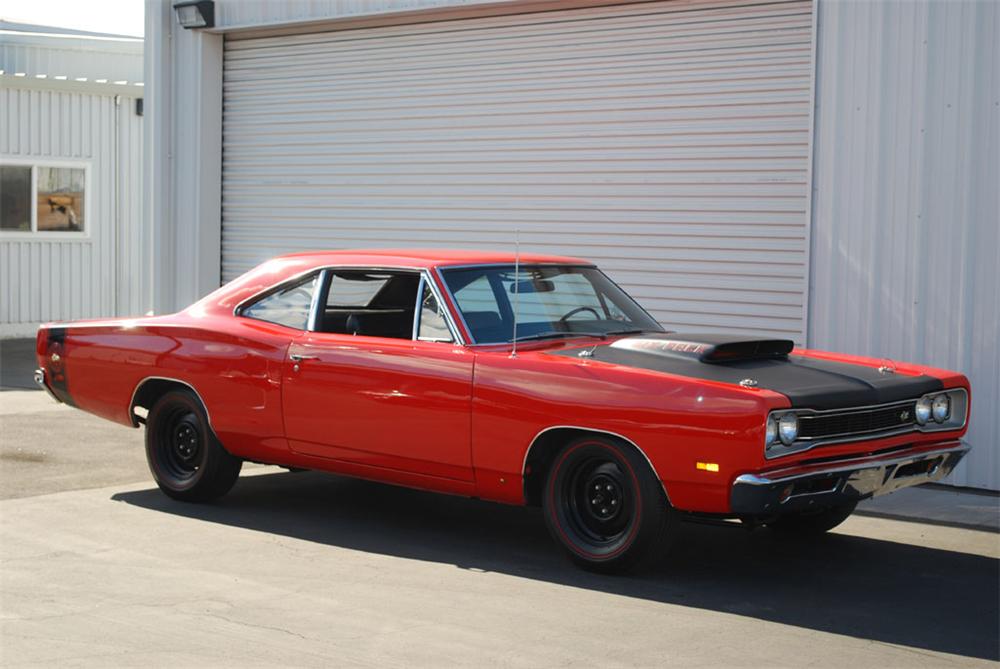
[551,334,942,410]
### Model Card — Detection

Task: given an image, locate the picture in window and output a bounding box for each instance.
[37,167,85,232]
[0,166,32,231]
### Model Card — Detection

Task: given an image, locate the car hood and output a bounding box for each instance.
[548,333,942,410]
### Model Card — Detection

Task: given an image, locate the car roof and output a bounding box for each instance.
[191,248,596,317]
[274,248,593,269]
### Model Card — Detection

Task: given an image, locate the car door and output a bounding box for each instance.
[281,269,475,482]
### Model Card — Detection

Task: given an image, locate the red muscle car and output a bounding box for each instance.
[35,250,971,572]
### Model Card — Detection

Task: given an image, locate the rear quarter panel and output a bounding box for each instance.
[36,314,296,462]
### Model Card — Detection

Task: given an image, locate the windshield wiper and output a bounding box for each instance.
[511,331,608,343]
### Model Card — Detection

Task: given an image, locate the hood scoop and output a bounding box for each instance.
[609,333,794,364]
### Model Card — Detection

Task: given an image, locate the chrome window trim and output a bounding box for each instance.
[434,266,475,345]
[233,264,464,345]
[435,263,663,346]
[421,269,463,345]
[411,274,426,341]
[523,425,671,504]
[414,274,457,344]
[765,388,969,459]
[232,267,326,328]
[306,269,328,333]
[232,264,427,319]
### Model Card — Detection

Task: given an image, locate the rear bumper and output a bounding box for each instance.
[730,440,969,515]
[34,368,63,405]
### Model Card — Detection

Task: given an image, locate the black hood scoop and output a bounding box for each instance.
[550,332,942,410]
[609,333,794,363]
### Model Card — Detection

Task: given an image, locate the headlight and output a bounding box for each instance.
[932,394,951,423]
[765,414,778,447]
[778,413,799,445]
[915,396,932,424]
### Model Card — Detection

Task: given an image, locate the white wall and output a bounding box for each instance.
[809,0,999,489]
[0,31,143,83]
[0,81,146,335]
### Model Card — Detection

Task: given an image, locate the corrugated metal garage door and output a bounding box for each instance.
[222,0,814,340]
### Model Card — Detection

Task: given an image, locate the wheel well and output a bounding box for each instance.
[129,378,200,427]
[522,427,655,507]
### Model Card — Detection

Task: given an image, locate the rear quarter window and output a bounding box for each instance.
[240,273,318,329]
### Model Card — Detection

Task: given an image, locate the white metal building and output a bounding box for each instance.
[147,0,997,490]
[0,22,145,337]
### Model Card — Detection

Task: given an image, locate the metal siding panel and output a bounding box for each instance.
[215,0,516,30]
[1,86,144,330]
[0,35,143,83]
[810,0,999,489]
[221,0,814,341]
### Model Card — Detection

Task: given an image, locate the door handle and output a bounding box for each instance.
[289,353,319,362]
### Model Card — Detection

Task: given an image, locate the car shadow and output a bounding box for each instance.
[112,470,999,661]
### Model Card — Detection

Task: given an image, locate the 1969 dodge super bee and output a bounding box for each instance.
[35,250,971,572]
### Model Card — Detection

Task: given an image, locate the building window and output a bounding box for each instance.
[37,167,85,232]
[0,166,32,231]
[0,162,88,235]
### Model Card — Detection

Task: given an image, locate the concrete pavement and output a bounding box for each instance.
[859,482,999,532]
[0,391,149,499]
[2,468,998,667]
[1,389,998,666]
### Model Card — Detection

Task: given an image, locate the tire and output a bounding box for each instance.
[145,389,242,502]
[543,436,675,573]
[767,501,857,534]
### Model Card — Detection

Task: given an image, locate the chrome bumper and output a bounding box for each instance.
[730,441,970,515]
[34,368,63,404]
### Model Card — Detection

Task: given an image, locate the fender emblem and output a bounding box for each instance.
[739,378,758,388]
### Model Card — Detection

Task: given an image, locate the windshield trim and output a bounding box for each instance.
[435,263,663,346]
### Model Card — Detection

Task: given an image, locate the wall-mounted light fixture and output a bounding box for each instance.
[173,0,215,29]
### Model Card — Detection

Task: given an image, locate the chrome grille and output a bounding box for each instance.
[798,401,917,442]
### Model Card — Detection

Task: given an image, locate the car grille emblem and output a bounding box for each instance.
[900,410,910,421]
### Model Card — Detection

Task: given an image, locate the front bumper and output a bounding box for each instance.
[730,441,969,515]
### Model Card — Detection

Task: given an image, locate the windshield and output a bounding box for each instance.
[440,265,663,344]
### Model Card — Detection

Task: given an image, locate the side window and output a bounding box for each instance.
[241,274,318,329]
[317,271,420,340]
[417,284,453,342]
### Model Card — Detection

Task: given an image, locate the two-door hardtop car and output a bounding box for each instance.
[35,249,971,571]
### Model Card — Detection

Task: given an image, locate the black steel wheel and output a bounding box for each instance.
[543,436,675,573]
[767,501,857,534]
[145,389,241,502]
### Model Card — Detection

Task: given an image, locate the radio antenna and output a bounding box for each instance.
[511,229,520,358]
